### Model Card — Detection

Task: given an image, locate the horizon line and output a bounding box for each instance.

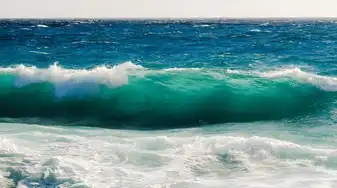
[1,17,337,21]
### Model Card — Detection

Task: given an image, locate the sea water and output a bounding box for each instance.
[0,19,337,187]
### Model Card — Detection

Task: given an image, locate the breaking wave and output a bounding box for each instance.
[0,62,335,129]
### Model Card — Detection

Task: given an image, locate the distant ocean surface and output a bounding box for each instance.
[1,19,337,188]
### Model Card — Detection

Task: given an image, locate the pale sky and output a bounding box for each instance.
[2,0,337,18]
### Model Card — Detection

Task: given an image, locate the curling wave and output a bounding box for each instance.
[0,62,336,129]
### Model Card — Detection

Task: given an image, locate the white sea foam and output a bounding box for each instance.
[36,24,49,28]
[29,50,50,55]
[225,67,337,91]
[0,62,144,97]
[258,67,337,91]
[250,29,262,32]
[226,68,243,74]
[249,29,271,33]
[1,122,337,188]
[0,62,142,86]
[193,24,212,28]
[20,28,31,31]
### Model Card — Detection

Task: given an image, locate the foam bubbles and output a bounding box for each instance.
[258,68,337,91]
[36,24,49,28]
[1,122,337,187]
[0,62,144,97]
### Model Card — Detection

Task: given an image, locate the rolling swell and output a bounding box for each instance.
[0,62,335,129]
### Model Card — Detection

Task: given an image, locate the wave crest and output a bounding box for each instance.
[0,62,143,97]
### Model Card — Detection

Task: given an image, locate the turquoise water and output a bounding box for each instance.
[0,20,337,187]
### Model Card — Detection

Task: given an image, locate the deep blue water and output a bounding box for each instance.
[1,20,337,71]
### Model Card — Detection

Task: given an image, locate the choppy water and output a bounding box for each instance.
[1,19,337,187]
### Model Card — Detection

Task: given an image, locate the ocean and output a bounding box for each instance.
[0,19,337,188]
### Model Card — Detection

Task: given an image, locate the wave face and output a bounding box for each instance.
[0,62,335,128]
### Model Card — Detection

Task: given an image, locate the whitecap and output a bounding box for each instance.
[0,62,144,98]
[36,24,49,28]
[250,29,262,32]
[258,67,337,91]
[193,24,211,28]
[29,51,50,55]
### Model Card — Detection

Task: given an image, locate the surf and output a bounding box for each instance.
[0,62,335,129]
